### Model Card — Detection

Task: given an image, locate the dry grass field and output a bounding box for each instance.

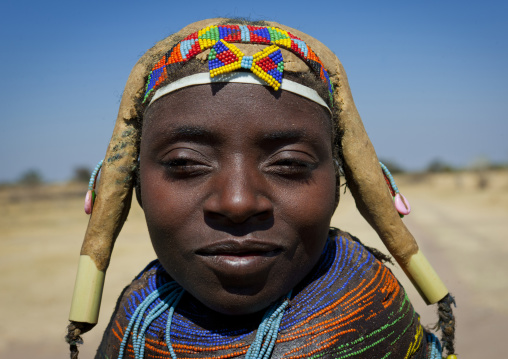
[1,170,507,358]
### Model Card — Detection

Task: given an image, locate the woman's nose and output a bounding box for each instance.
[204,161,273,224]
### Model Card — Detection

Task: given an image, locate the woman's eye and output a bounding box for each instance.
[268,158,316,177]
[162,157,211,177]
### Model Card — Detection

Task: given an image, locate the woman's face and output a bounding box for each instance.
[140,82,336,315]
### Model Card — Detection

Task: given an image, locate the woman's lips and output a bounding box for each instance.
[196,240,282,274]
[196,240,281,255]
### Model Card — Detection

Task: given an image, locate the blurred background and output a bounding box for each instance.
[1,0,507,358]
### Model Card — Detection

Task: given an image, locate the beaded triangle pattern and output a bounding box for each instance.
[143,25,333,104]
[208,40,284,91]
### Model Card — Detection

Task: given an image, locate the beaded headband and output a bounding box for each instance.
[143,25,334,105]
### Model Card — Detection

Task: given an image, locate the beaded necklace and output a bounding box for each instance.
[117,281,291,359]
[109,236,444,358]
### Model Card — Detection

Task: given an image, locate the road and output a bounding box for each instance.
[1,172,506,358]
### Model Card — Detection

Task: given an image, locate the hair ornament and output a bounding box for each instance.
[143,25,333,104]
[84,160,103,215]
[379,161,411,217]
[208,40,283,90]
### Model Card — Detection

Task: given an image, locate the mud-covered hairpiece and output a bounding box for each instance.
[68,18,452,356]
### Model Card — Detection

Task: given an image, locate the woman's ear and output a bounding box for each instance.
[135,162,143,208]
[135,183,143,208]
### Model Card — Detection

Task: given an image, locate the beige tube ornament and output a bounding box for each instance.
[69,18,449,330]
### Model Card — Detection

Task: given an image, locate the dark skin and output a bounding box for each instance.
[139,82,337,316]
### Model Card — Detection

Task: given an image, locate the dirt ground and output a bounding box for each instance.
[0,170,506,358]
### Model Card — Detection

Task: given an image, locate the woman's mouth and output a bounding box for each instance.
[195,240,282,273]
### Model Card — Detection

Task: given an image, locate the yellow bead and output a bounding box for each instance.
[446,355,458,359]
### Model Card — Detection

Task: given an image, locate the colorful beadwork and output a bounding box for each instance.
[208,40,284,91]
[118,281,185,359]
[84,159,103,215]
[97,235,437,358]
[244,292,291,359]
[426,332,443,359]
[118,279,291,359]
[379,161,411,217]
[143,25,333,104]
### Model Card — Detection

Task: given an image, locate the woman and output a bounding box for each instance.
[67,19,456,358]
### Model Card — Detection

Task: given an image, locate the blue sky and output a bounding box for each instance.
[1,0,507,182]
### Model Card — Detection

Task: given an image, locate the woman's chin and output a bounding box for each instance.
[191,287,284,316]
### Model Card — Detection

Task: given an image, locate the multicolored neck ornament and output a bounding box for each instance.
[143,25,334,105]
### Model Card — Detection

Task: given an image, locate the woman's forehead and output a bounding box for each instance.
[142,83,331,136]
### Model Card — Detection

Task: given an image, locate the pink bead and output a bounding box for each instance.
[84,190,92,215]
[394,193,411,215]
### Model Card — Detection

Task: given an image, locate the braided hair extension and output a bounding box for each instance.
[436,293,457,356]
[65,322,94,359]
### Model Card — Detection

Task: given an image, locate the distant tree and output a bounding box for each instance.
[489,162,508,170]
[426,159,453,173]
[379,159,405,174]
[73,166,92,183]
[18,169,43,186]
[470,155,490,189]
[469,155,490,171]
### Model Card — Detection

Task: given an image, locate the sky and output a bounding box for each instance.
[1,0,507,182]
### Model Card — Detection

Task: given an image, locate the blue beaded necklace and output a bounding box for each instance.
[118,281,291,359]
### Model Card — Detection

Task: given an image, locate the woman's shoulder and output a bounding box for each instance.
[272,231,430,358]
